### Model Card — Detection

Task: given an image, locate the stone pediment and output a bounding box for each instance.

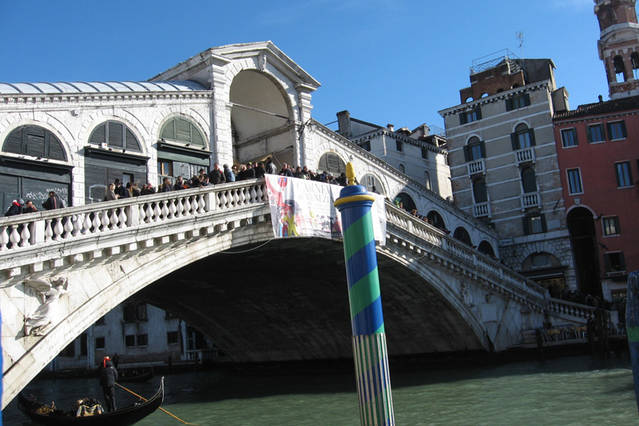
[149,41,320,91]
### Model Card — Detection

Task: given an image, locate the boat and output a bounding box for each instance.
[17,377,164,426]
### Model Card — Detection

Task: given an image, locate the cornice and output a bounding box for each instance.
[438,80,551,118]
[351,128,448,156]
[0,90,212,106]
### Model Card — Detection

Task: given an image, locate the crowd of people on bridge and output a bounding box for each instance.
[4,158,349,216]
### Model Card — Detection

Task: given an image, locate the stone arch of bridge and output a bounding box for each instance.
[6,226,488,406]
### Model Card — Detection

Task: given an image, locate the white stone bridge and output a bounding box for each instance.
[0,179,596,409]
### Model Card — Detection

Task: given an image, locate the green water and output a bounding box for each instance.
[4,355,638,425]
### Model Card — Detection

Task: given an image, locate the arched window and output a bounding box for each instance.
[521,167,537,193]
[477,241,495,257]
[394,192,416,212]
[632,52,639,79]
[426,210,446,231]
[453,227,472,245]
[160,117,205,147]
[317,152,346,175]
[399,163,406,174]
[361,174,384,195]
[424,171,431,190]
[614,55,626,82]
[89,121,141,152]
[472,178,488,203]
[464,136,484,162]
[512,123,535,150]
[3,125,67,161]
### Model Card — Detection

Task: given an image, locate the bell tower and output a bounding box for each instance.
[595,0,639,98]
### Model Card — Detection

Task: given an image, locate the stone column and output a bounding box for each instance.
[210,57,234,167]
[295,83,316,168]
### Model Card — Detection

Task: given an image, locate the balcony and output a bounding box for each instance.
[515,147,535,165]
[473,202,491,218]
[520,192,541,209]
[467,159,485,176]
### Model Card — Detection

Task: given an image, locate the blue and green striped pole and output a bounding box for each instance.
[334,163,394,426]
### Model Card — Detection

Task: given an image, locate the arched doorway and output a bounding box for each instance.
[393,192,416,212]
[567,207,601,297]
[1,125,72,208]
[229,70,294,166]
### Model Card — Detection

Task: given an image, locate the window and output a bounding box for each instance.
[506,93,531,111]
[160,117,205,147]
[523,214,546,235]
[317,152,346,175]
[633,52,639,79]
[399,163,405,174]
[396,140,403,152]
[167,331,179,345]
[421,146,428,159]
[615,162,633,187]
[89,121,142,152]
[136,334,148,346]
[95,337,105,349]
[602,216,620,236]
[459,107,482,125]
[463,136,485,162]
[511,123,535,150]
[123,302,147,322]
[561,128,578,148]
[587,124,605,143]
[125,335,135,347]
[521,167,537,193]
[607,121,627,140]
[604,252,626,273]
[3,125,68,161]
[614,55,626,82]
[472,178,488,203]
[567,168,583,194]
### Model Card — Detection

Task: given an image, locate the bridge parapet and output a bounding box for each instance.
[547,297,596,322]
[0,180,269,276]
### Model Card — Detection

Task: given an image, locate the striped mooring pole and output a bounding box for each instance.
[334,163,395,426]
[626,270,639,412]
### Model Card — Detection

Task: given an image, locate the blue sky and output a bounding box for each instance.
[0,0,607,132]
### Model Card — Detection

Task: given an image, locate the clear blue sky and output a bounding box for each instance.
[0,0,607,132]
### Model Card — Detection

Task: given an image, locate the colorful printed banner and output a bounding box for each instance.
[265,175,386,245]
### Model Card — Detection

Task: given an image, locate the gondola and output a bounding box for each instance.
[17,377,164,426]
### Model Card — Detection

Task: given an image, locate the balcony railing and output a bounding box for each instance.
[467,159,485,176]
[473,202,491,218]
[516,147,535,164]
[520,192,541,209]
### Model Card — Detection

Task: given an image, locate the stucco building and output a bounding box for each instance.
[439,52,576,296]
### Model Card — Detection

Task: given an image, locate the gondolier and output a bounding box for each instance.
[99,356,118,412]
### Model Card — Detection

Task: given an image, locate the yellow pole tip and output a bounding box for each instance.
[346,162,356,185]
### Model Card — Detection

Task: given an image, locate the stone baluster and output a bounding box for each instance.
[64,217,74,238]
[238,188,246,206]
[0,226,8,251]
[137,204,146,224]
[44,219,53,241]
[53,219,64,240]
[256,184,264,201]
[183,197,192,216]
[10,225,20,247]
[168,199,177,218]
[109,209,119,229]
[82,214,92,234]
[198,195,206,213]
[118,208,127,228]
[100,210,110,231]
[161,201,170,219]
[145,203,154,223]
[153,202,162,221]
[219,192,227,209]
[249,186,257,203]
[19,223,31,247]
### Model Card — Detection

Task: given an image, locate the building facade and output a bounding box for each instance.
[439,53,576,296]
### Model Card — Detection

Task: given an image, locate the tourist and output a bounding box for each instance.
[5,199,24,216]
[209,163,225,184]
[255,162,266,179]
[104,184,118,201]
[141,182,156,195]
[223,164,235,182]
[131,182,141,196]
[159,177,173,192]
[265,157,277,174]
[42,191,64,210]
[23,200,38,213]
[173,176,186,190]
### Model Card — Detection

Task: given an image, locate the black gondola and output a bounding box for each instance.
[17,377,164,426]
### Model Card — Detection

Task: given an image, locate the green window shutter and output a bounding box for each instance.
[505,98,513,111]
[480,141,486,158]
[125,129,141,152]
[3,127,22,154]
[161,121,176,140]
[108,122,123,148]
[529,129,536,146]
[90,124,106,145]
[511,133,519,150]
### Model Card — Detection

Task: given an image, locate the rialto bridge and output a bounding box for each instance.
[0,41,594,408]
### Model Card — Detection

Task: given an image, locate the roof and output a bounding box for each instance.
[0,80,206,95]
[554,94,639,120]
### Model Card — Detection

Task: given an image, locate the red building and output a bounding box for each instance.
[552,0,639,302]
[554,97,639,301]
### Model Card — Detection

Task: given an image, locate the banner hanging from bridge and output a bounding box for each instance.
[265,175,386,245]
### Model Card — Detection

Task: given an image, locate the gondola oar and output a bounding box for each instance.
[115,382,198,425]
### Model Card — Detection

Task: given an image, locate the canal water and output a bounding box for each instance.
[3,355,638,425]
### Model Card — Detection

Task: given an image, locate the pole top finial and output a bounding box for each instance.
[346,162,356,185]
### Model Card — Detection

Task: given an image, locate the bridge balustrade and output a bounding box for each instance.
[547,297,596,320]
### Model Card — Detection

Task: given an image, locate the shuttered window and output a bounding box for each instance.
[318,152,346,174]
[505,93,530,111]
[160,117,205,147]
[511,123,536,150]
[3,125,67,161]
[89,121,142,152]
